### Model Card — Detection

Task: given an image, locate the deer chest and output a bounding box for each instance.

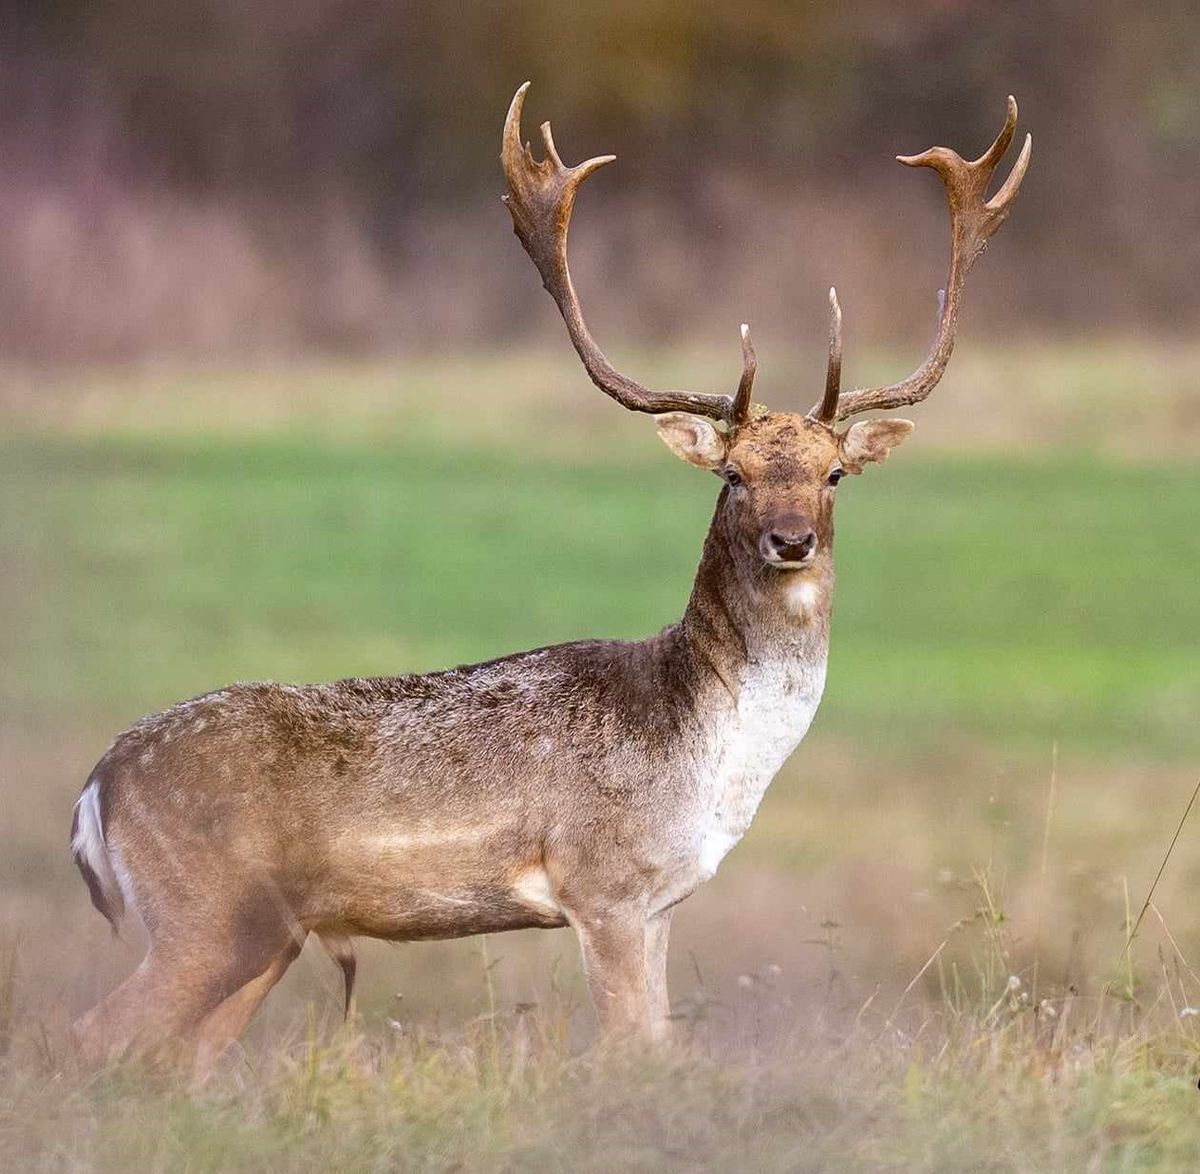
[694,654,828,881]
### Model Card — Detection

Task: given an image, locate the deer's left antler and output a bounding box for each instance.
[811,97,1032,424]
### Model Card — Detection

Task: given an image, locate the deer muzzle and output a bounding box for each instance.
[760,515,818,567]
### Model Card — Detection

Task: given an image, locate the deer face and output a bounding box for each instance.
[502,81,1026,566]
[656,412,913,570]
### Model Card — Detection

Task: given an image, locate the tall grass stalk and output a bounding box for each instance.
[1031,742,1058,1009]
[1126,773,1200,951]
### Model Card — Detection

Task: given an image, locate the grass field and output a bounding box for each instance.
[3,347,1200,1169]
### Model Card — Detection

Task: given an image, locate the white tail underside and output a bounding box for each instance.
[72,778,130,921]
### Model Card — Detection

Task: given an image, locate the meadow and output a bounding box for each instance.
[3,343,1200,1169]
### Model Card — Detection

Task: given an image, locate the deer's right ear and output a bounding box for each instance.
[655,413,728,470]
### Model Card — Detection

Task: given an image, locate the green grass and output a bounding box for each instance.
[4,434,1198,761]
[5,352,1200,1170]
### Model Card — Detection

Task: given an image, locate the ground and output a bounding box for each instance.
[3,343,1200,1169]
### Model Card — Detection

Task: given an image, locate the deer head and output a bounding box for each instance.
[502,83,1031,581]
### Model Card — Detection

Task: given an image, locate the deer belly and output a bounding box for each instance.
[324,827,568,939]
[343,888,567,941]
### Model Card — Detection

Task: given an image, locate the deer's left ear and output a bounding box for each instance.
[839,419,915,473]
[655,413,728,470]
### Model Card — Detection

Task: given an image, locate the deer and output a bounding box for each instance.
[70,84,1030,1069]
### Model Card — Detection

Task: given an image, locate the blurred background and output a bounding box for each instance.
[2,0,1200,1052]
[2,0,1199,360]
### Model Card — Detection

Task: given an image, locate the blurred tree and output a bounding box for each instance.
[0,0,1196,357]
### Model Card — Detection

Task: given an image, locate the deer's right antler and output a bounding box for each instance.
[502,83,756,427]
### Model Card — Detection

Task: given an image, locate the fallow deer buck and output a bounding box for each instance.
[71,84,1030,1066]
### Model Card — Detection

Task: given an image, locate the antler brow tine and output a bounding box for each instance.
[811,96,1032,422]
[501,83,754,426]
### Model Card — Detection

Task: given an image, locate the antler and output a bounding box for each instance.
[811,97,1032,423]
[502,83,756,427]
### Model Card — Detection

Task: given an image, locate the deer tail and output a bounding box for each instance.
[70,776,127,934]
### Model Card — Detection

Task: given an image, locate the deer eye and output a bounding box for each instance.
[723,467,744,488]
[827,468,844,486]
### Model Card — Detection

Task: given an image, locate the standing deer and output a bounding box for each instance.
[71,84,1030,1066]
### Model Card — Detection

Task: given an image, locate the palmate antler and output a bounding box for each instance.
[501,83,757,428]
[811,97,1032,423]
[503,84,1029,431]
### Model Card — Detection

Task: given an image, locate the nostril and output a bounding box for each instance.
[763,517,818,561]
[765,529,817,559]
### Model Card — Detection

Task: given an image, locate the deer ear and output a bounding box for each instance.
[839,419,915,473]
[655,413,728,470]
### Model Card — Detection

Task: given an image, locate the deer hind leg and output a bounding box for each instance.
[571,904,654,1039]
[190,935,305,1078]
[75,908,302,1069]
[73,938,242,1067]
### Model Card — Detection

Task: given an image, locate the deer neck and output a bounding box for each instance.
[669,501,833,877]
[680,501,834,696]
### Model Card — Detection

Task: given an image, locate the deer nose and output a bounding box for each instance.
[762,519,817,563]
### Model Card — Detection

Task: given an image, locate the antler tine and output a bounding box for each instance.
[974,94,1018,173]
[731,323,757,425]
[811,287,843,424]
[814,96,1032,422]
[502,83,743,425]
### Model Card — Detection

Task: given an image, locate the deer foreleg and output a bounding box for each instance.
[572,905,654,1038]
[645,909,674,1039]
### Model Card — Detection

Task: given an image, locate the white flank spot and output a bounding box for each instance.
[414,888,473,907]
[351,827,490,855]
[512,867,562,916]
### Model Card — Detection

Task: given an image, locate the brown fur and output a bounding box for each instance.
[70,412,910,1067]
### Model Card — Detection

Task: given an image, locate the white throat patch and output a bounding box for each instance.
[695,640,828,884]
[786,577,824,617]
